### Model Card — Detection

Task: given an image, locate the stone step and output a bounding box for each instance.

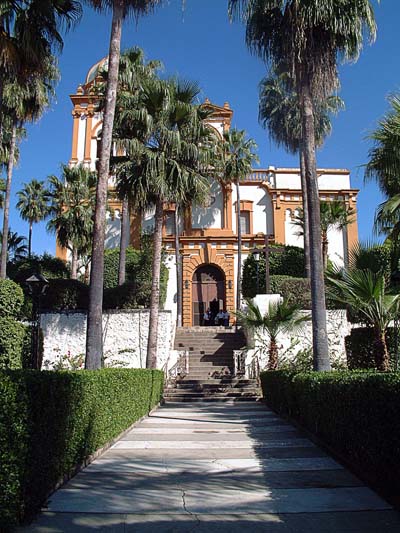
[175,379,257,385]
[163,395,260,403]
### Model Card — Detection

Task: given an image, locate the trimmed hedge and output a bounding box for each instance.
[0,318,29,369]
[0,368,163,526]
[103,247,140,289]
[41,279,89,311]
[261,370,400,505]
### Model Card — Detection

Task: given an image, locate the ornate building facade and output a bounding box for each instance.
[57,61,359,327]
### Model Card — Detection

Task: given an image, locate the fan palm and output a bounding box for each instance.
[229,0,377,371]
[0,57,58,278]
[85,0,165,369]
[103,47,162,285]
[327,268,400,372]
[236,298,309,370]
[293,202,354,270]
[220,129,259,311]
[47,165,97,279]
[16,179,50,256]
[0,228,28,262]
[0,0,81,140]
[259,68,344,277]
[114,78,217,368]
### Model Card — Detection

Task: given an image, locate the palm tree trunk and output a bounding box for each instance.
[0,72,4,145]
[71,246,78,280]
[322,232,328,271]
[85,0,123,370]
[118,196,129,285]
[28,222,33,258]
[300,148,311,278]
[0,121,16,279]
[146,198,164,369]
[374,328,390,372]
[175,205,182,327]
[268,337,279,371]
[299,77,330,371]
[236,181,242,309]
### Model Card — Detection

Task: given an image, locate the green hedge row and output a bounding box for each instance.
[260,370,400,505]
[0,368,164,527]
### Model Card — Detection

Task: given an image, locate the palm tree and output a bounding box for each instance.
[0,229,28,262]
[236,298,309,370]
[221,129,259,311]
[259,68,344,277]
[0,179,5,209]
[0,57,58,278]
[293,202,354,270]
[104,47,162,286]
[114,78,216,368]
[0,0,81,140]
[229,0,377,371]
[47,165,96,279]
[16,179,50,256]
[365,94,400,266]
[85,1,165,370]
[327,268,400,372]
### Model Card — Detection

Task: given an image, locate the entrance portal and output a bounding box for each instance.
[192,265,225,326]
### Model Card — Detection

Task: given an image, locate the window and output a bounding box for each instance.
[239,211,250,234]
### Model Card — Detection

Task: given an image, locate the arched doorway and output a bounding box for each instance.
[192,265,225,326]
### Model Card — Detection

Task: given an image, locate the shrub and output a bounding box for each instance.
[242,245,305,297]
[8,253,70,284]
[0,318,28,369]
[270,275,311,308]
[0,279,24,318]
[345,327,398,370]
[41,279,89,312]
[261,370,400,506]
[103,247,140,289]
[0,368,164,526]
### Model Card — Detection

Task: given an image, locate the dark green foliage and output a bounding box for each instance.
[261,370,400,505]
[242,246,306,297]
[103,245,169,307]
[345,327,398,370]
[41,279,89,311]
[103,247,140,289]
[0,368,164,526]
[0,318,28,369]
[0,279,24,317]
[8,253,70,284]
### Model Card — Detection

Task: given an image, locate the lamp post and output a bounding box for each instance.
[252,247,260,295]
[26,273,49,369]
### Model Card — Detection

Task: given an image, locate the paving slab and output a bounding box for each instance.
[21,402,400,532]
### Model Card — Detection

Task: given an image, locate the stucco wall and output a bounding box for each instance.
[41,310,173,371]
[245,309,352,372]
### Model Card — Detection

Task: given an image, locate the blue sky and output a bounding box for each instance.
[8,0,400,254]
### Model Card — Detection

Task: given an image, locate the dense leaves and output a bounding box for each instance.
[261,370,400,506]
[0,368,164,526]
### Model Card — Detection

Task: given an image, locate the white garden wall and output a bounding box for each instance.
[40,310,174,371]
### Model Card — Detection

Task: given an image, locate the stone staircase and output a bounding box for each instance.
[164,327,261,402]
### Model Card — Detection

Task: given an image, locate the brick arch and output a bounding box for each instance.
[181,244,235,326]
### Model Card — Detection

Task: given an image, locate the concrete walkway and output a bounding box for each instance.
[23,402,400,532]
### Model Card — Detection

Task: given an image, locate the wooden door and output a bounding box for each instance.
[192,266,225,325]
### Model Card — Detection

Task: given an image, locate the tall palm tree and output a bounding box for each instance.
[103,47,162,286]
[259,68,344,277]
[114,78,216,368]
[16,179,50,256]
[0,58,58,278]
[327,268,400,372]
[0,0,81,140]
[221,129,259,311]
[47,165,96,279]
[229,0,377,371]
[293,201,354,270]
[85,1,165,370]
[236,298,309,370]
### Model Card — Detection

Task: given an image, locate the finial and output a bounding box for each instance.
[224,101,230,109]
[77,84,84,95]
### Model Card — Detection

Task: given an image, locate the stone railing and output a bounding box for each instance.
[164,350,189,384]
[245,169,274,186]
[234,349,260,379]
